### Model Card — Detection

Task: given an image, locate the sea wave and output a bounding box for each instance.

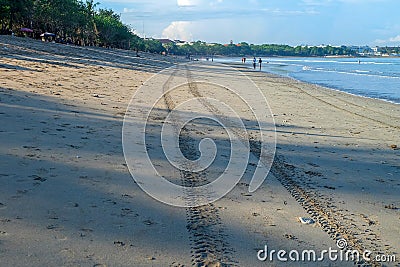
[302,66,400,79]
[217,56,400,104]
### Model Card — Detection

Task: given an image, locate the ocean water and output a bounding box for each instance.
[215,57,400,104]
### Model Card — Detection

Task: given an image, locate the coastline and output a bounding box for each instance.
[222,58,400,105]
[1,36,399,266]
[232,61,400,106]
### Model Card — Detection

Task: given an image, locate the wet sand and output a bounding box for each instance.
[0,36,399,266]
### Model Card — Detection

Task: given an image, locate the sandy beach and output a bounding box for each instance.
[0,36,399,267]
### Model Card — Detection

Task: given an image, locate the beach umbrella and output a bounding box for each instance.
[20,28,34,33]
[40,32,56,37]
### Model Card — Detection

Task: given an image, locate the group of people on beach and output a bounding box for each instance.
[242,57,265,70]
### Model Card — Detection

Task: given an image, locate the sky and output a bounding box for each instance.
[98,0,400,46]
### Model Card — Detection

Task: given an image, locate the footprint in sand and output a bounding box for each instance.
[54,234,67,241]
[31,175,47,183]
[0,231,9,236]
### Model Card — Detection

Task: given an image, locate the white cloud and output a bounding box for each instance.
[177,0,221,7]
[302,0,388,5]
[389,35,400,42]
[162,21,194,41]
[123,8,135,12]
[374,34,400,45]
[337,0,388,2]
[375,39,386,44]
[302,0,332,6]
[177,0,195,6]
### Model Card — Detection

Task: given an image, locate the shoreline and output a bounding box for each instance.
[224,60,400,105]
[212,54,400,59]
[1,36,399,266]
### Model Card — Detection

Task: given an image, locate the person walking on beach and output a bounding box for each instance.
[253,57,257,69]
[259,58,263,70]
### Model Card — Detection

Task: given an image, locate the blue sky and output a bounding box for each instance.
[98,0,400,46]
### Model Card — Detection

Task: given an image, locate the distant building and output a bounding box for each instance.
[174,40,185,46]
[174,40,193,46]
[154,39,195,47]
[372,46,383,56]
[156,39,175,45]
[223,42,241,47]
[348,45,374,56]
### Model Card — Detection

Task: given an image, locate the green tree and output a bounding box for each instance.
[0,0,33,33]
[143,39,164,53]
[164,42,179,55]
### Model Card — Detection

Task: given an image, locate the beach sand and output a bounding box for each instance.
[0,36,398,266]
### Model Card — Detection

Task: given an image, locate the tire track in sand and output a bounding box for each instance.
[161,64,238,267]
[185,63,389,267]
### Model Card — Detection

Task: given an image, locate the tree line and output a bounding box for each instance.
[379,46,400,55]
[165,41,356,57]
[0,0,146,49]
